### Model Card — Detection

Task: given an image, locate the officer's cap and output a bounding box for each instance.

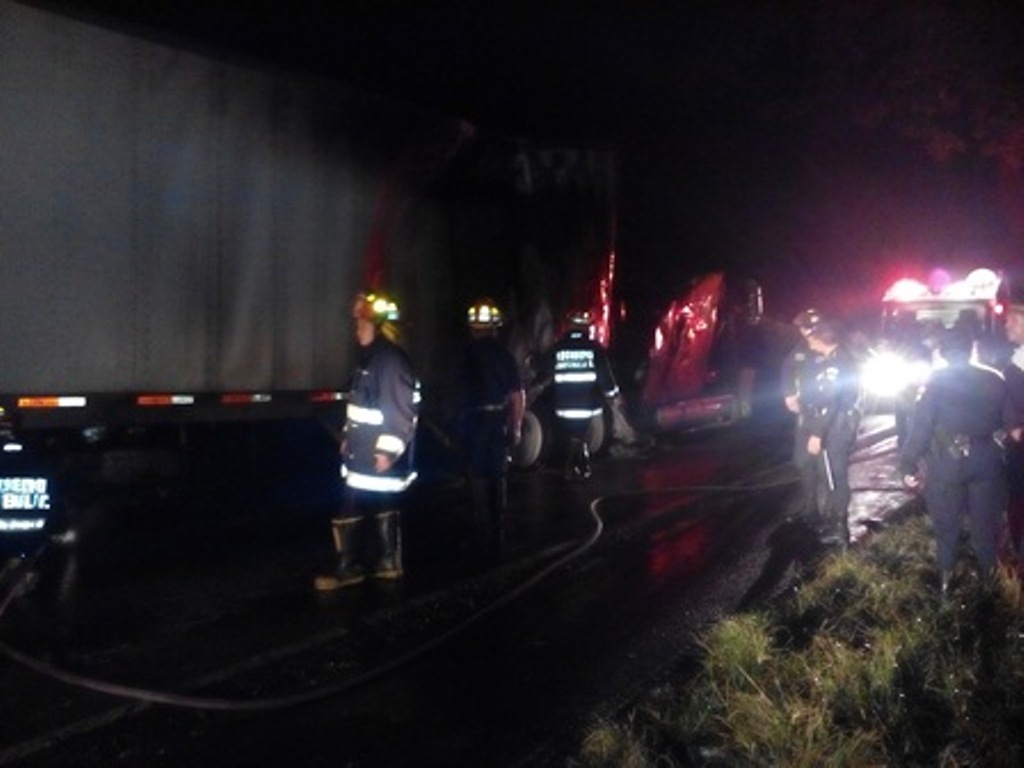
[938,327,973,360]
[792,308,823,331]
[806,319,840,344]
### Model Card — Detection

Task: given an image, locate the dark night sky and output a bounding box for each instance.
[36,1,1024,325]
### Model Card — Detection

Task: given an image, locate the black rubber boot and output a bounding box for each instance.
[578,441,592,478]
[314,517,366,591]
[372,511,403,580]
[565,439,591,480]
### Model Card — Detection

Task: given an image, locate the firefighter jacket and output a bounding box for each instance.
[551,329,619,421]
[801,345,860,442]
[899,359,1006,476]
[456,336,522,413]
[342,336,420,493]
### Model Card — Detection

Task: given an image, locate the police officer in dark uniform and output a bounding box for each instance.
[780,308,825,528]
[900,328,1007,592]
[314,292,420,592]
[802,319,861,546]
[998,276,1024,560]
[550,310,619,480]
[456,299,525,561]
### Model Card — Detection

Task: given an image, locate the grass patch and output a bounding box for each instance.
[573,512,1024,767]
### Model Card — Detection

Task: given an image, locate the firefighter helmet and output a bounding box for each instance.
[566,310,592,327]
[353,292,400,323]
[353,292,401,342]
[467,299,503,329]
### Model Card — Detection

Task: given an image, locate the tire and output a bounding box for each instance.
[511,409,547,469]
[586,406,610,457]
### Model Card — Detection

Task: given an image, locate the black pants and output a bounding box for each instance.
[792,421,819,523]
[460,410,510,554]
[924,445,1006,573]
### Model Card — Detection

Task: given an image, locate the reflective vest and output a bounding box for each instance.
[552,330,619,421]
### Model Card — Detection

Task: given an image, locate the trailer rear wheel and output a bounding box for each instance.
[511,409,547,470]
[586,407,610,457]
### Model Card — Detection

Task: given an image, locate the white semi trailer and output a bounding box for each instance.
[0,1,617,477]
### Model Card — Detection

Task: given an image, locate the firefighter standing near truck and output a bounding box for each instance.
[802,319,861,547]
[780,308,825,528]
[314,292,420,592]
[455,299,525,562]
[900,328,1007,594]
[551,311,620,480]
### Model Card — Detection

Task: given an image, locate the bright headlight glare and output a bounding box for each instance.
[861,351,915,398]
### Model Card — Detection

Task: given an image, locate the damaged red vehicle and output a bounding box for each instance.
[637,271,767,434]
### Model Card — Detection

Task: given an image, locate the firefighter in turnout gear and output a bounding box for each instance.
[456,299,525,562]
[551,310,620,480]
[314,292,420,591]
[780,308,825,527]
[900,328,1007,593]
[802,319,861,547]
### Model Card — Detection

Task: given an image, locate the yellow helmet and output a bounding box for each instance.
[566,310,592,327]
[467,299,503,329]
[353,292,400,323]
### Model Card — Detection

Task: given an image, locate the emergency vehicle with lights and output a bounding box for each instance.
[860,267,1007,408]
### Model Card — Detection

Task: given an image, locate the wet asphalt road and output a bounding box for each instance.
[0,413,912,767]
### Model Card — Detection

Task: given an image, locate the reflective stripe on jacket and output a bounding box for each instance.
[342,336,419,492]
[551,330,619,421]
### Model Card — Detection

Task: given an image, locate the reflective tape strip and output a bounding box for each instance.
[310,391,346,402]
[137,394,195,406]
[347,403,384,425]
[17,396,87,408]
[0,517,47,531]
[342,466,417,493]
[221,393,272,404]
[605,386,620,398]
[3,443,23,453]
[376,434,406,455]
[555,372,597,383]
[556,408,603,419]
